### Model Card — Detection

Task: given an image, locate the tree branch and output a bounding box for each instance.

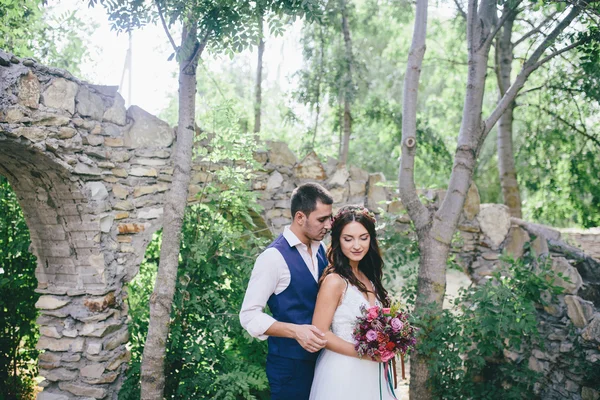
[481,4,582,140]
[467,0,478,50]
[513,10,560,47]
[399,0,430,232]
[522,103,600,148]
[453,0,467,20]
[155,0,177,52]
[483,2,522,50]
[182,29,211,74]
[530,39,585,71]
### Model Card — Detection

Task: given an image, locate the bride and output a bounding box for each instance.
[310,205,397,400]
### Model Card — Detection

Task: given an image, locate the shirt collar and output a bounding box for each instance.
[283,226,320,249]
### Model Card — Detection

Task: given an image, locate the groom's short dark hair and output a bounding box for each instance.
[291,183,333,218]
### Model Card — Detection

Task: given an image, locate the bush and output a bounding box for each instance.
[421,251,565,399]
[120,103,270,399]
[0,176,39,400]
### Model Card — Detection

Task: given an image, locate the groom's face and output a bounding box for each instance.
[301,200,333,242]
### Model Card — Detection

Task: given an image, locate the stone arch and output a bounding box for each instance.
[1,51,177,399]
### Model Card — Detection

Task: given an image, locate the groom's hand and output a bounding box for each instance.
[294,325,327,353]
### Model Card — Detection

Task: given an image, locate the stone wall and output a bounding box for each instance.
[1,50,183,399]
[249,143,600,399]
[2,50,599,399]
[561,228,600,261]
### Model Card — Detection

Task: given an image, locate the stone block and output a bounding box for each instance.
[86,182,108,201]
[268,141,297,167]
[37,391,70,400]
[80,363,106,379]
[582,387,600,400]
[138,208,163,220]
[113,201,134,211]
[133,158,168,166]
[104,137,124,147]
[36,295,70,310]
[477,204,511,249]
[294,151,326,180]
[328,167,350,187]
[125,106,174,148]
[14,126,48,141]
[76,86,104,120]
[565,295,594,328]
[462,183,480,220]
[40,326,62,339]
[103,93,127,125]
[18,71,40,108]
[103,327,129,351]
[40,367,78,381]
[106,349,131,370]
[505,226,530,259]
[84,134,104,146]
[133,184,168,198]
[58,382,107,399]
[36,336,84,352]
[552,257,583,295]
[42,78,78,114]
[582,314,600,343]
[266,171,284,190]
[367,173,388,212]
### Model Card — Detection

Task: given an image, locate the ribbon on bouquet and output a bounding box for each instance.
[379,360,398,400]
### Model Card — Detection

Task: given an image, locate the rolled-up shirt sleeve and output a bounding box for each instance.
[239,248,287,340]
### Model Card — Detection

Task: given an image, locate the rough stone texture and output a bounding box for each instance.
[505,226,530,259]
[552,257,583,295]
[268,140,297,167]
[477,204,511,249]
[462,183,480,220]
[366,172,388,212]
[2,53,598,400]
[294,150,326,180]
[124,106,174,148]
[565,295,595,328]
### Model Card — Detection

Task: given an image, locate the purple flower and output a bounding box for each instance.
[390,318,404,332]
[366,330,378,342]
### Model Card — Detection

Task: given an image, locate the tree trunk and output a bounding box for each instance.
[495,13,522,217]
[254,15,264,134]
[400,1,583,396]
[140,22,207,400]
[339,0,353,164]
[312,25,325,148]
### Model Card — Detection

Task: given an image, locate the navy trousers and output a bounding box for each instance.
[266,354,316,400]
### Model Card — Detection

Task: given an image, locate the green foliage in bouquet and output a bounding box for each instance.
[120,102,270,400]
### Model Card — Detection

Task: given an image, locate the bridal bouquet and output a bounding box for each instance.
[352,303,417,362]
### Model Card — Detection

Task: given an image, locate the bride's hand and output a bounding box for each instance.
[294,324,327,353]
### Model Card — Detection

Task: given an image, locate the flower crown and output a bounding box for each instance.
[332,205,376,224]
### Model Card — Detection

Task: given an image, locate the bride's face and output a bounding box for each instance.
[339,221,370,265]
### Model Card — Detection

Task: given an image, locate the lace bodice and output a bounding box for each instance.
[331,283,379,343]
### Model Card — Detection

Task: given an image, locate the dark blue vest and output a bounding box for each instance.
[266,234,327,361]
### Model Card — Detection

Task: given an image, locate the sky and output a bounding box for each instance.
[47,1,455,117]
[47,0,305,116]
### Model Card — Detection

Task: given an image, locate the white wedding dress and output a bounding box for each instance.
[309,282,397,400]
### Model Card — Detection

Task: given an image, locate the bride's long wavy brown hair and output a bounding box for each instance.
[320,205,389,307]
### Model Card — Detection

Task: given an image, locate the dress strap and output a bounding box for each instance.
[338,277,349,307]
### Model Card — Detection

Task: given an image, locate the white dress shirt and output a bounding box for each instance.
[239,226,326,340]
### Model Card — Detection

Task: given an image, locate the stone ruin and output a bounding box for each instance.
[1,50,599,399]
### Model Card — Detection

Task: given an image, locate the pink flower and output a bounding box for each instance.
[366,330,378,342]
[367,306,380,322]
[390,318,403,332]
[382,307,391,315]
[381,350,395,362]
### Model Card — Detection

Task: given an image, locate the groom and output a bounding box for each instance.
[240,182,334,399]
